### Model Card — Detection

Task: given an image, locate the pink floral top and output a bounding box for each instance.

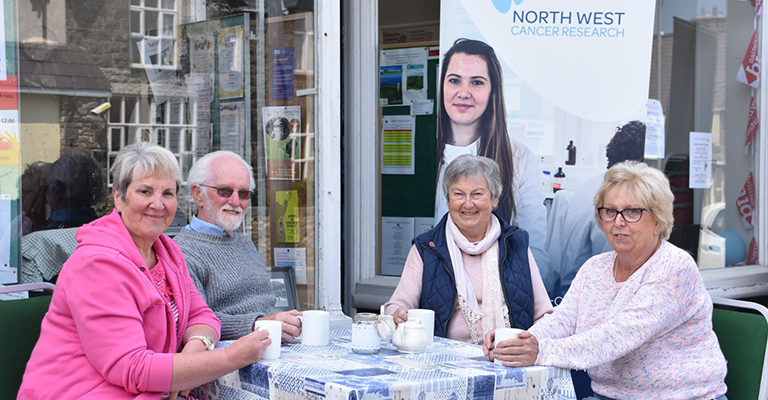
[528,241,727,400]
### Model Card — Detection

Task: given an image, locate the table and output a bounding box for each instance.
[194,330,576,400]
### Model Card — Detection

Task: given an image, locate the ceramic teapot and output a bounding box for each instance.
[391,317,430,353]
[375,305,396,342]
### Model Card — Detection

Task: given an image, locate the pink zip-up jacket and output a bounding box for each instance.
[18,209,221,400]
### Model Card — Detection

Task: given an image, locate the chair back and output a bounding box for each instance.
[0,283,55,400]
[711,297,768,400]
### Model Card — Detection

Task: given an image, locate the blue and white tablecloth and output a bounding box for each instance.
[195,330,576,400]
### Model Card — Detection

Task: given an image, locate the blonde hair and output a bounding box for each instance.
[594,161,674,239]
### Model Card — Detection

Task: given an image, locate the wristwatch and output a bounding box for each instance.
[188,335,215,351]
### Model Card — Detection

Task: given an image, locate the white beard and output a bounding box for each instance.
[202,191,244,233]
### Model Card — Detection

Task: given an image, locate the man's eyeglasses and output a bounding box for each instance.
[199,184,254,200]
[597,207,650,223]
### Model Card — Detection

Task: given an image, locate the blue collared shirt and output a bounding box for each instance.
[187,215,231,237]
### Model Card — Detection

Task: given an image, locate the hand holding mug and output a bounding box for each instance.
[485,328,539,367]
[227,328,272,366]
[258,310,302,343]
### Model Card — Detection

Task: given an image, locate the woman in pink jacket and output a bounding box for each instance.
[19,143,271,400]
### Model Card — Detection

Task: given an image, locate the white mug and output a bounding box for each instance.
[493,328,524,365]
[407,309,435,342]
[253,320,282,360]
[298,310,330,346]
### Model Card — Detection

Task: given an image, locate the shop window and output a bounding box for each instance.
[130,0,179,67]
[106,96,196,187]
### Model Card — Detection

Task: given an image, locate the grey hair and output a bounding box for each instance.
[442,154,503,201]
[187,151,255,193]
[594,160,675,240]
[111,142,181,202]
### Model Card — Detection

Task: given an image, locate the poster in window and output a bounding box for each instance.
[272,47,295,100]
[262,106,301,180]
[275,190,300,244]
[190,34,215,98]
[220,101,245,157]
[379,47,428,106]
[218,25,244,99]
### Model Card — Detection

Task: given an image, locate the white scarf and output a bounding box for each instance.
[445,214,507,336]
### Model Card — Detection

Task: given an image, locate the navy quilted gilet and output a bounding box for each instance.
[414,213,534,338]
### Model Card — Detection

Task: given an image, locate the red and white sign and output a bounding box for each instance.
[737,30,761,88]
[736,172,756,229]
[753,0,764,16]
[748,237,759,265]
[745,95,759,151]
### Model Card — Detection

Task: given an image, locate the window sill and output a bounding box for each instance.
[352,265,768,310]
[702,265,768,299]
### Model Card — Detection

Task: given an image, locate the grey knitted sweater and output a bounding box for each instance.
[174,227,279,340]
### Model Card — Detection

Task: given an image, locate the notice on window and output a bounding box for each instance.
[275,190,300,244]
[410,99,434,116]
[272,47,295,100]
[0,110,20,198]
[218,25,244,99]
[137,38,179,105]
[263,106,301,180]
[644,99,665,160]
[690,132,712,189]
[381,217,415,276]
[189,34,215,98]
[274,247,307,285]
[220,101,245,157]
[381,115,415,175]
[414,217,436,236]
[187,75,212,156]
[0,194,15,283]
[379,47,428,106]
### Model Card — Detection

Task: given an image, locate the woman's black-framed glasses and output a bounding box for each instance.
[597,207,650,223]
[199,184,254,200]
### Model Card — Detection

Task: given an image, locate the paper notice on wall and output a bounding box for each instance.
[379,47,428,106]
[381,116,415,175]
[186,75,212,156]
[644,99,665,159]
[189,34,215,97]
[274,247,307,285]
[218,25,244,99]
[381,217,415,276]
[411,99,434,115]
[415,217,436,236]
[220,101,245,157]
[689,132,712,189]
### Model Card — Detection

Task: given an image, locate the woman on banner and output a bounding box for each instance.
[434,38,550,291]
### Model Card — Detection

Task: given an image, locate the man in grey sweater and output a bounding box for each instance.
[175,151,302,342]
